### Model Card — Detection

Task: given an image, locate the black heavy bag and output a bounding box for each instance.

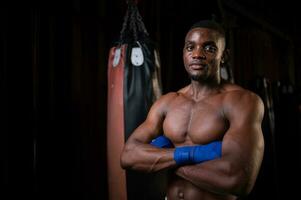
[106,1,162,200]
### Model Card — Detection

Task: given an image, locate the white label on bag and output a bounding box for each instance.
[113,48,121,67]
[131,47,144,66]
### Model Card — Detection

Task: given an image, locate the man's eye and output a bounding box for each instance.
[204,46,217,53]
[186,46,194,51]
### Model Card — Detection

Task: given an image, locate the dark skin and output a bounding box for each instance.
[120,27,264,200]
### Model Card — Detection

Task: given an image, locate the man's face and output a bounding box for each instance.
[183,27,225,82]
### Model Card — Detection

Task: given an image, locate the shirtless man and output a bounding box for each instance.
[120,20,264,200]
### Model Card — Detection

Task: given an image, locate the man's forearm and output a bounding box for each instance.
[175,159,242,196]
[120,142,177,172]
[121,136,223,175]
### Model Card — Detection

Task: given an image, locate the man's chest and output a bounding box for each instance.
[163,97,228,145]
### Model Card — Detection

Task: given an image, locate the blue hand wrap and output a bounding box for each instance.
[150,135,173,148]
[174,141,222,165]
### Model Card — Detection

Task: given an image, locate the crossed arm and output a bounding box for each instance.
[120,91,264,196]
[120,93,178,172]
[174,92,264,196]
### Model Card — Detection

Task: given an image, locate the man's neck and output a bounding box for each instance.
[188,78,221,101]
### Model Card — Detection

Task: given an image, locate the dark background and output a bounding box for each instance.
[2,0,301,199]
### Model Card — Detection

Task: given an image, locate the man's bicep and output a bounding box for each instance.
[222,93,265,179]
[126,98,167,144]
[127,121,162,145]
[222,121,264,191]
[222,123,264,161]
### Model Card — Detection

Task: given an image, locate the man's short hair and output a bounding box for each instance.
[189,20,225,38]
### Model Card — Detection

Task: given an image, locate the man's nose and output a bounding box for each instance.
[192,49,206,59]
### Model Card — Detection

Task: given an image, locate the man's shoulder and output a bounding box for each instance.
[159,92,179,100]
[177,85,190,94]
[222,83,263,107]
[158,86,190,101]
[150,92,181,115]
[222,83,244,92]
[154,92,179,107]
[154,86,191,108]
[221,84,265,123]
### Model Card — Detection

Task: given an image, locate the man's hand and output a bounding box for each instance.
[150,136,222,166]
[174,141,222,165]
[150,135,173,148]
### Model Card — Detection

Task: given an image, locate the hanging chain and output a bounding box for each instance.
[119,4,130,45]
[129,3,138,42]
[118,1,149,44]
[134,5,149,37]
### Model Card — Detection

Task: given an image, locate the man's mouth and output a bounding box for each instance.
[189,63,206,70]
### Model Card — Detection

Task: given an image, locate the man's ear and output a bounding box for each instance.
[221,56,225,64]
[221,48,230,64]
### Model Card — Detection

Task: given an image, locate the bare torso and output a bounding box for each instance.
[121,26,265,199]
[167,175,236,200]
[163,84,240,200]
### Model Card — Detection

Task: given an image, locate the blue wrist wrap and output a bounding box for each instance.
[174,141,222,165]
[150,135,173,148]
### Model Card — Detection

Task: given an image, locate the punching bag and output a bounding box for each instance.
[106,1,162,200]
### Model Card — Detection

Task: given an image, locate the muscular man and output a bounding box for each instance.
[120,20,264,200]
